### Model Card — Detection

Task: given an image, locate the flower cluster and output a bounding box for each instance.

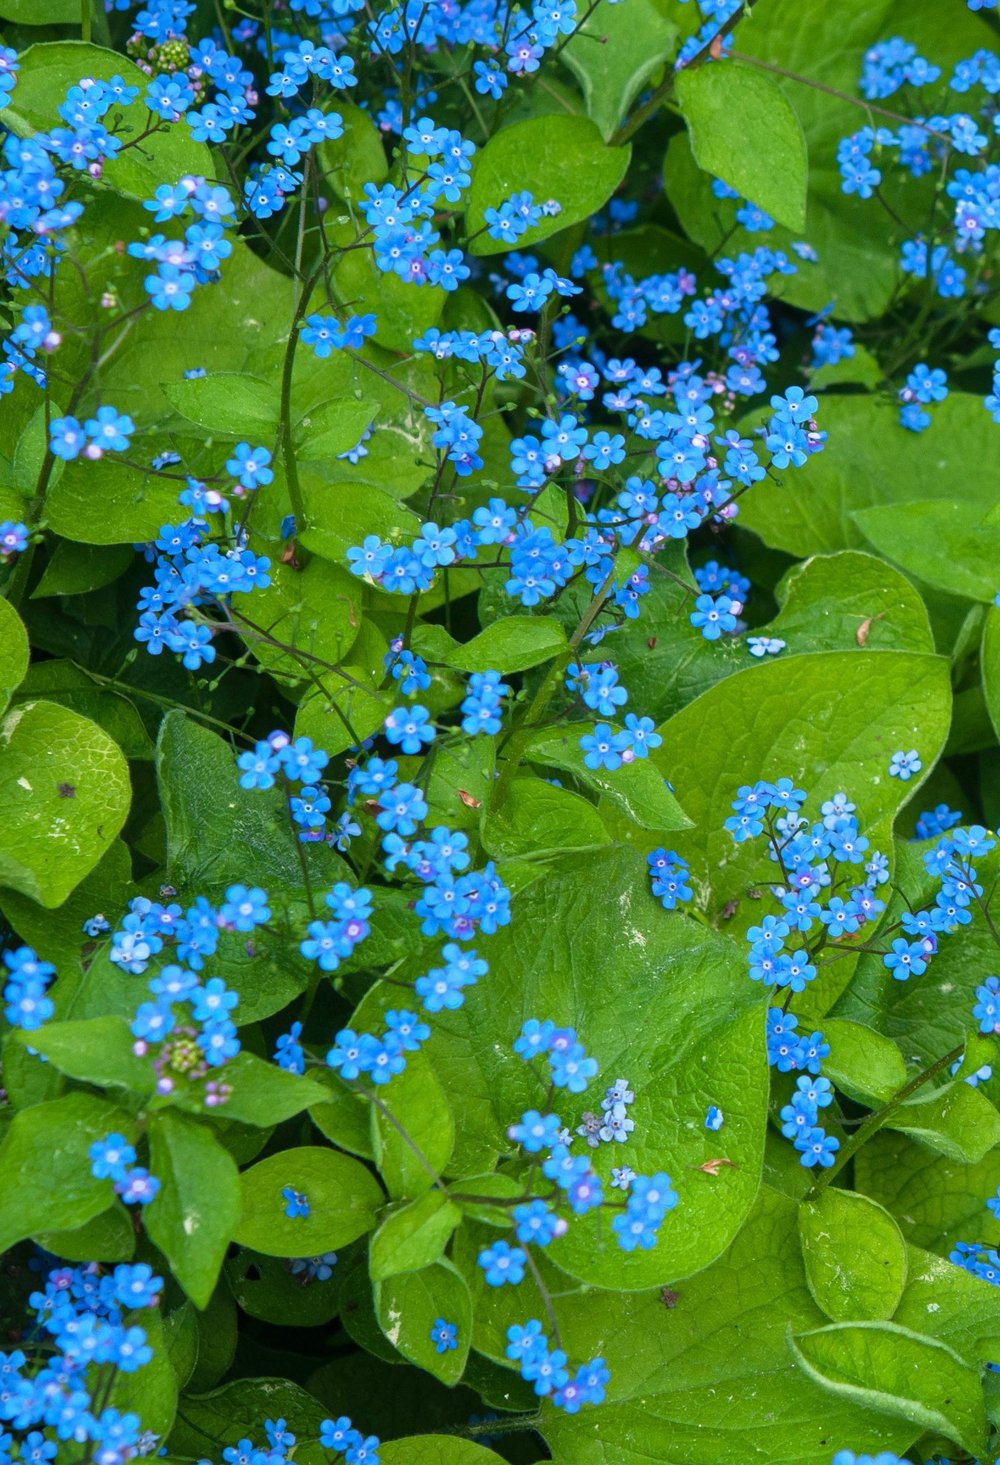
[504,1320,609,1413]
[0,1260,163,1461]
[3,946,55,1032]
[833,42,1000,428]
[90,1132,161,1206]
[133,455,273,672]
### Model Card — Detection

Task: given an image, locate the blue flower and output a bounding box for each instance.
[888,748,921,780]
[282,1186,310,1218]
[477,1240,527,1287]
[430,1318,458,1353]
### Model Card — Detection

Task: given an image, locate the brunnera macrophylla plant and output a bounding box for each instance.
[3,0,1000,1459]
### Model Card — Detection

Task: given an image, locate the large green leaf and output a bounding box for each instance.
[233,1146,384,1256]
[740,394,1000,559]
[168,1379,330,1464]
[820,1019,907,1105]
[13,1017,153,1093]
[0,699,131,907]
[466,116,631,256]
[404,846,769,1289]
[374,1258,472,1386]
[162,373,278,440]
[0,599,29,715]
[798,1188,907,1322]
[466,1186,927,1464]
[0,0,77,18]
[854,500,1000,604]
[789,1320,987,1459]
[560,0,677,139]
[765,551,935,655]
[155,710,344,897]
[369,1192,462,1282]
[676,61,807,231]
[855,1132,1000,1256]
[414,616,568,675]
[653,651,952,914]
[5,42,213,200]
[525,728,691,833]
[370,1050,456,1200]
[0,1091,136,1251]
[379,1442,504,1465]
[146,1111,242,1308]
[482,776,611,860]
[109,1309,178,1437]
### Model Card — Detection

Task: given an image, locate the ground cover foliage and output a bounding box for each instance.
[2,0,1000,1462]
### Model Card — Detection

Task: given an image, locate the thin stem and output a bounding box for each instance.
[807,1042,965,1196]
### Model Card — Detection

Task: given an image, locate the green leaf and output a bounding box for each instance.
[417,847,768,1288]
[414,616,568,675]
[369,1192,462,1282]
[482,776,610,860]
[13,662,153,760]
[33,541,134,598]
[233,551,362,685]
[371,1051,456,1199]
[295,398,378,461]
[676,61,808,231]
[173,1052,329,1128]
[740,394,1000,559]
[300,480,421,564]
[853,499,1000,603]
[168,1379,330,1464]
[525,727,691,832]
[883,1080,1000,1164]
[14,1017,153,1093]
[0,599,29,715]
[653,651,951,914]
[0,1091,135,1251]
[0,0,77,19]
[233,1146,383,1256]
[789,1320,987,1459]
[146,1111,242,1308]
[474,1186,923,1464]
[0,699,131,907]
[894,1241,1000,1367]
[162,374,278,439]
[317,101,388,201]
[35,1203,135,1264]
[44,447,190,547]
[466,116,631,256]
[981,606,1000,743]
[108,1309,178,1436]
[560,0,677,139]
[765,551,935,655]
[374,1258,472,1385]
[378,1441,505,1464]
[821,1019,908,1104]
[156,710,347,908]
[855,1132,1000,1256]
[799,1189,908,1322]
[5,43,213,201]
[227,1249,341,1327]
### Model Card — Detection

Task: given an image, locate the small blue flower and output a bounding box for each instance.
[430,1318,458,1353]
[282,1186,310,1219]
[888,749,921,780]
